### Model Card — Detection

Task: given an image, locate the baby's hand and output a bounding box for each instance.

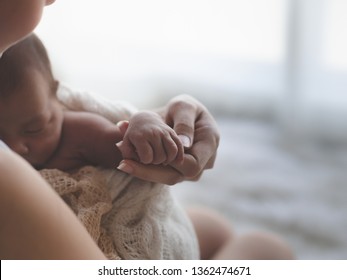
[117,111,184,165]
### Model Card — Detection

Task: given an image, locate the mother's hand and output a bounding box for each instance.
[117,95,220,185]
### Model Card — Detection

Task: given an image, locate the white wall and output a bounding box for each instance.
[35,0,285,107]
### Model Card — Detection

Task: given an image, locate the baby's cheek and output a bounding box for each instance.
[33,134,56,158]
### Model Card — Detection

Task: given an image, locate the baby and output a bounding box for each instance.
[0,34,199,260]
[0,37,183,170]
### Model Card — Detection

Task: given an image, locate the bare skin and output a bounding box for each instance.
[0,0,55,53]
[117,95,220,185]
[187,208,294,260]
[0,148,106,260]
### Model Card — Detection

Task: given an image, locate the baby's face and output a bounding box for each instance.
[0,69,64,168]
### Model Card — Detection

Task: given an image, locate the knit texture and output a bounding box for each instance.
[39,85,199,259]
[40,167,121,260]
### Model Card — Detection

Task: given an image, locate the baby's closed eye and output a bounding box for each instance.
[24,126,44,134]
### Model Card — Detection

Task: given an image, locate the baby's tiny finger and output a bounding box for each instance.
[116,120,129,136]
[133,140,154,164]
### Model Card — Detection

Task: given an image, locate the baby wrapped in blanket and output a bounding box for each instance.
[0,34,198,260]
[40,85,199,260]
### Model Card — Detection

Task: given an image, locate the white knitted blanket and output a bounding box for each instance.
[40,85,199,260]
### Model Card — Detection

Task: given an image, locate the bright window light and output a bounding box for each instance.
[37,0,286,63]
[323,0,347,70]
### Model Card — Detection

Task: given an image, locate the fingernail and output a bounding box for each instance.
[178,135,191,148]
[117,161,133,174]
[115,141,122,148]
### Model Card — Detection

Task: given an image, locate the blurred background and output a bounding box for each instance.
[35,0,347,259]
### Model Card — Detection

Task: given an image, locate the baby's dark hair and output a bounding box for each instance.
[0,33,56,98]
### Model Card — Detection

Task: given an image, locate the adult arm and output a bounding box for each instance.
[0,148,106,259]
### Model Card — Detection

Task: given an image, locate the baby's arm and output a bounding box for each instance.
[59,111,124,169]
[117,111,184,165]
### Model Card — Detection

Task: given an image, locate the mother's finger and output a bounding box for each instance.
[117,159,184,185]
[170,143,212,179]
[171,119,219,178]
[166,96,198,148]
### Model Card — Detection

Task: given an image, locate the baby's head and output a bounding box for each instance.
[0,33,64,168]
[0,33,57,97]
